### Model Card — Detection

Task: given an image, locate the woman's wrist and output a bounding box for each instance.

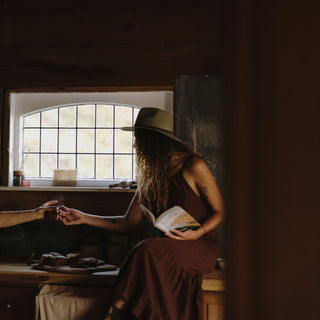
[34,208,44,220]
[196,225,206,236]
[78,211,89,224]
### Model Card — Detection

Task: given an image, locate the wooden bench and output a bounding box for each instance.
[202,269,225,320]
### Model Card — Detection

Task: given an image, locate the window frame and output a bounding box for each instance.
[5,89,173,187]
[21,103,139,186]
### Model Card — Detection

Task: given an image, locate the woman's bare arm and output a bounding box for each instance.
[190,157,226,232]
[58,192,143,233]
[167,157,225,240]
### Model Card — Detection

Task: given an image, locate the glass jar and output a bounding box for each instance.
[13,170,25,187]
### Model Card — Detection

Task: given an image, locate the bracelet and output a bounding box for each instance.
[201,225,206,234]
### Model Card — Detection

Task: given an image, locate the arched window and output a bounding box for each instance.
[8,91,173,187]
[22,103,140,182]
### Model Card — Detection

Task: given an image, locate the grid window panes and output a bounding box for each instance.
[22,104,140,180]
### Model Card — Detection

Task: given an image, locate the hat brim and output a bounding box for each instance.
[121,125,183,143]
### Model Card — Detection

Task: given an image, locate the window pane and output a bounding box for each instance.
[41,154,57,177]
[78,129,94,153]
[24,154,39,177]
[133,154,137,177]
[96,129,113,153]
[42,109,58,127]
[115,129,132,153]
[134,107,140,122]
[96,105,113,127]
[24,113,40,127]
[78,104,95,127]
[96,155,113,178]
[59,129,76,153]
[21,104,139,183]
[60,106,76,127]
[24,129,40,152]
[115,155,132,178]
[77,154,94,178]
[41,129,57,152]
[59,154,76,170]
[115,106,132,127]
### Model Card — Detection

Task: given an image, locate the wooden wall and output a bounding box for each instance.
[0,0,227,184]
[0,0,226,88]
[1,0,320,319]
[0,189,134,260]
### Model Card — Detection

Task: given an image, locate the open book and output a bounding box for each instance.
[140,204,201,234]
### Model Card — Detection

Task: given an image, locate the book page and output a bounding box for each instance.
[156,206,200,233]
[140,204,156,225]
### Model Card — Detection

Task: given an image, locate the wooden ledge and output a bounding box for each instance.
[202,269,225,292]
[0,186,136,193]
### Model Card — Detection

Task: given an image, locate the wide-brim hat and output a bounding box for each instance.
[121,107,183,143]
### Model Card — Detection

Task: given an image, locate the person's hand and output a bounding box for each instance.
[57,206,86,225]
[35,200,59,220]
[165,227,205,240]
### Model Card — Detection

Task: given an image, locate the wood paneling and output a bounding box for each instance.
[0,1,225,87]
[0,189,135,214]
[0,90,9,186]
[0,190,135,260]
[0,89,3,185]
[0,286,36,320]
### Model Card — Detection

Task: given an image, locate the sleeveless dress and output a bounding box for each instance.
[112,169,220,320]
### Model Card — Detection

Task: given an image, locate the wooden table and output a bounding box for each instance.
[0,262,225,320]
[0,262,119,286]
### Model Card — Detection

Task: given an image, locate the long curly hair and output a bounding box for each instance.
[134,128,195,214]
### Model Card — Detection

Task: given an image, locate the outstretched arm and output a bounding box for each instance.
[57,192,142,233]
[167,157,226,240]
[0,200,59,228]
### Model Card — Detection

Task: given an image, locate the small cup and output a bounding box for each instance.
[23,179,30,187]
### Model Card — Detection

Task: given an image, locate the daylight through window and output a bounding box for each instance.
[22,104,140,180]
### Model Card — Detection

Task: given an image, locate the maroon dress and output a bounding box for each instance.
[112,169,220,320]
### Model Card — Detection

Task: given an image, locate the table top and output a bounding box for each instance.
[0,262,225,291]
[0,262,119,287]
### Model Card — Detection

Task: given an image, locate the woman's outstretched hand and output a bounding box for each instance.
[165,227,205,240]
[57,206,86,225]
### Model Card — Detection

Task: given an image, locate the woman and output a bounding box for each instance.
[0,200,59,228]
[58,107,225,320]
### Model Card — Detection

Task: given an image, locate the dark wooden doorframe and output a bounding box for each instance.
[225,1,320,320]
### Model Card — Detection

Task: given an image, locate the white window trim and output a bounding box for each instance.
[9,91,173,187]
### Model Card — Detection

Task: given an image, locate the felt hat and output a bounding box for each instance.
[121,107,182,143]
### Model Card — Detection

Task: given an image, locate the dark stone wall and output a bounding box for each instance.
[174,75,225,256]
[174,75,224,193]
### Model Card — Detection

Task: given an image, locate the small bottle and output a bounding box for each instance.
[13,170,25,187]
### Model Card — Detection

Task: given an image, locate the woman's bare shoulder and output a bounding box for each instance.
[183,155,208,173]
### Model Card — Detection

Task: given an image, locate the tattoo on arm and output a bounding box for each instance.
[201,186,209,200]
[111,219,118,224]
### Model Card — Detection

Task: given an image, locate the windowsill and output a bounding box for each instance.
[0,186,136,192]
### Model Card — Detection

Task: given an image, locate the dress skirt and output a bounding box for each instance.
[112,169,220,320]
